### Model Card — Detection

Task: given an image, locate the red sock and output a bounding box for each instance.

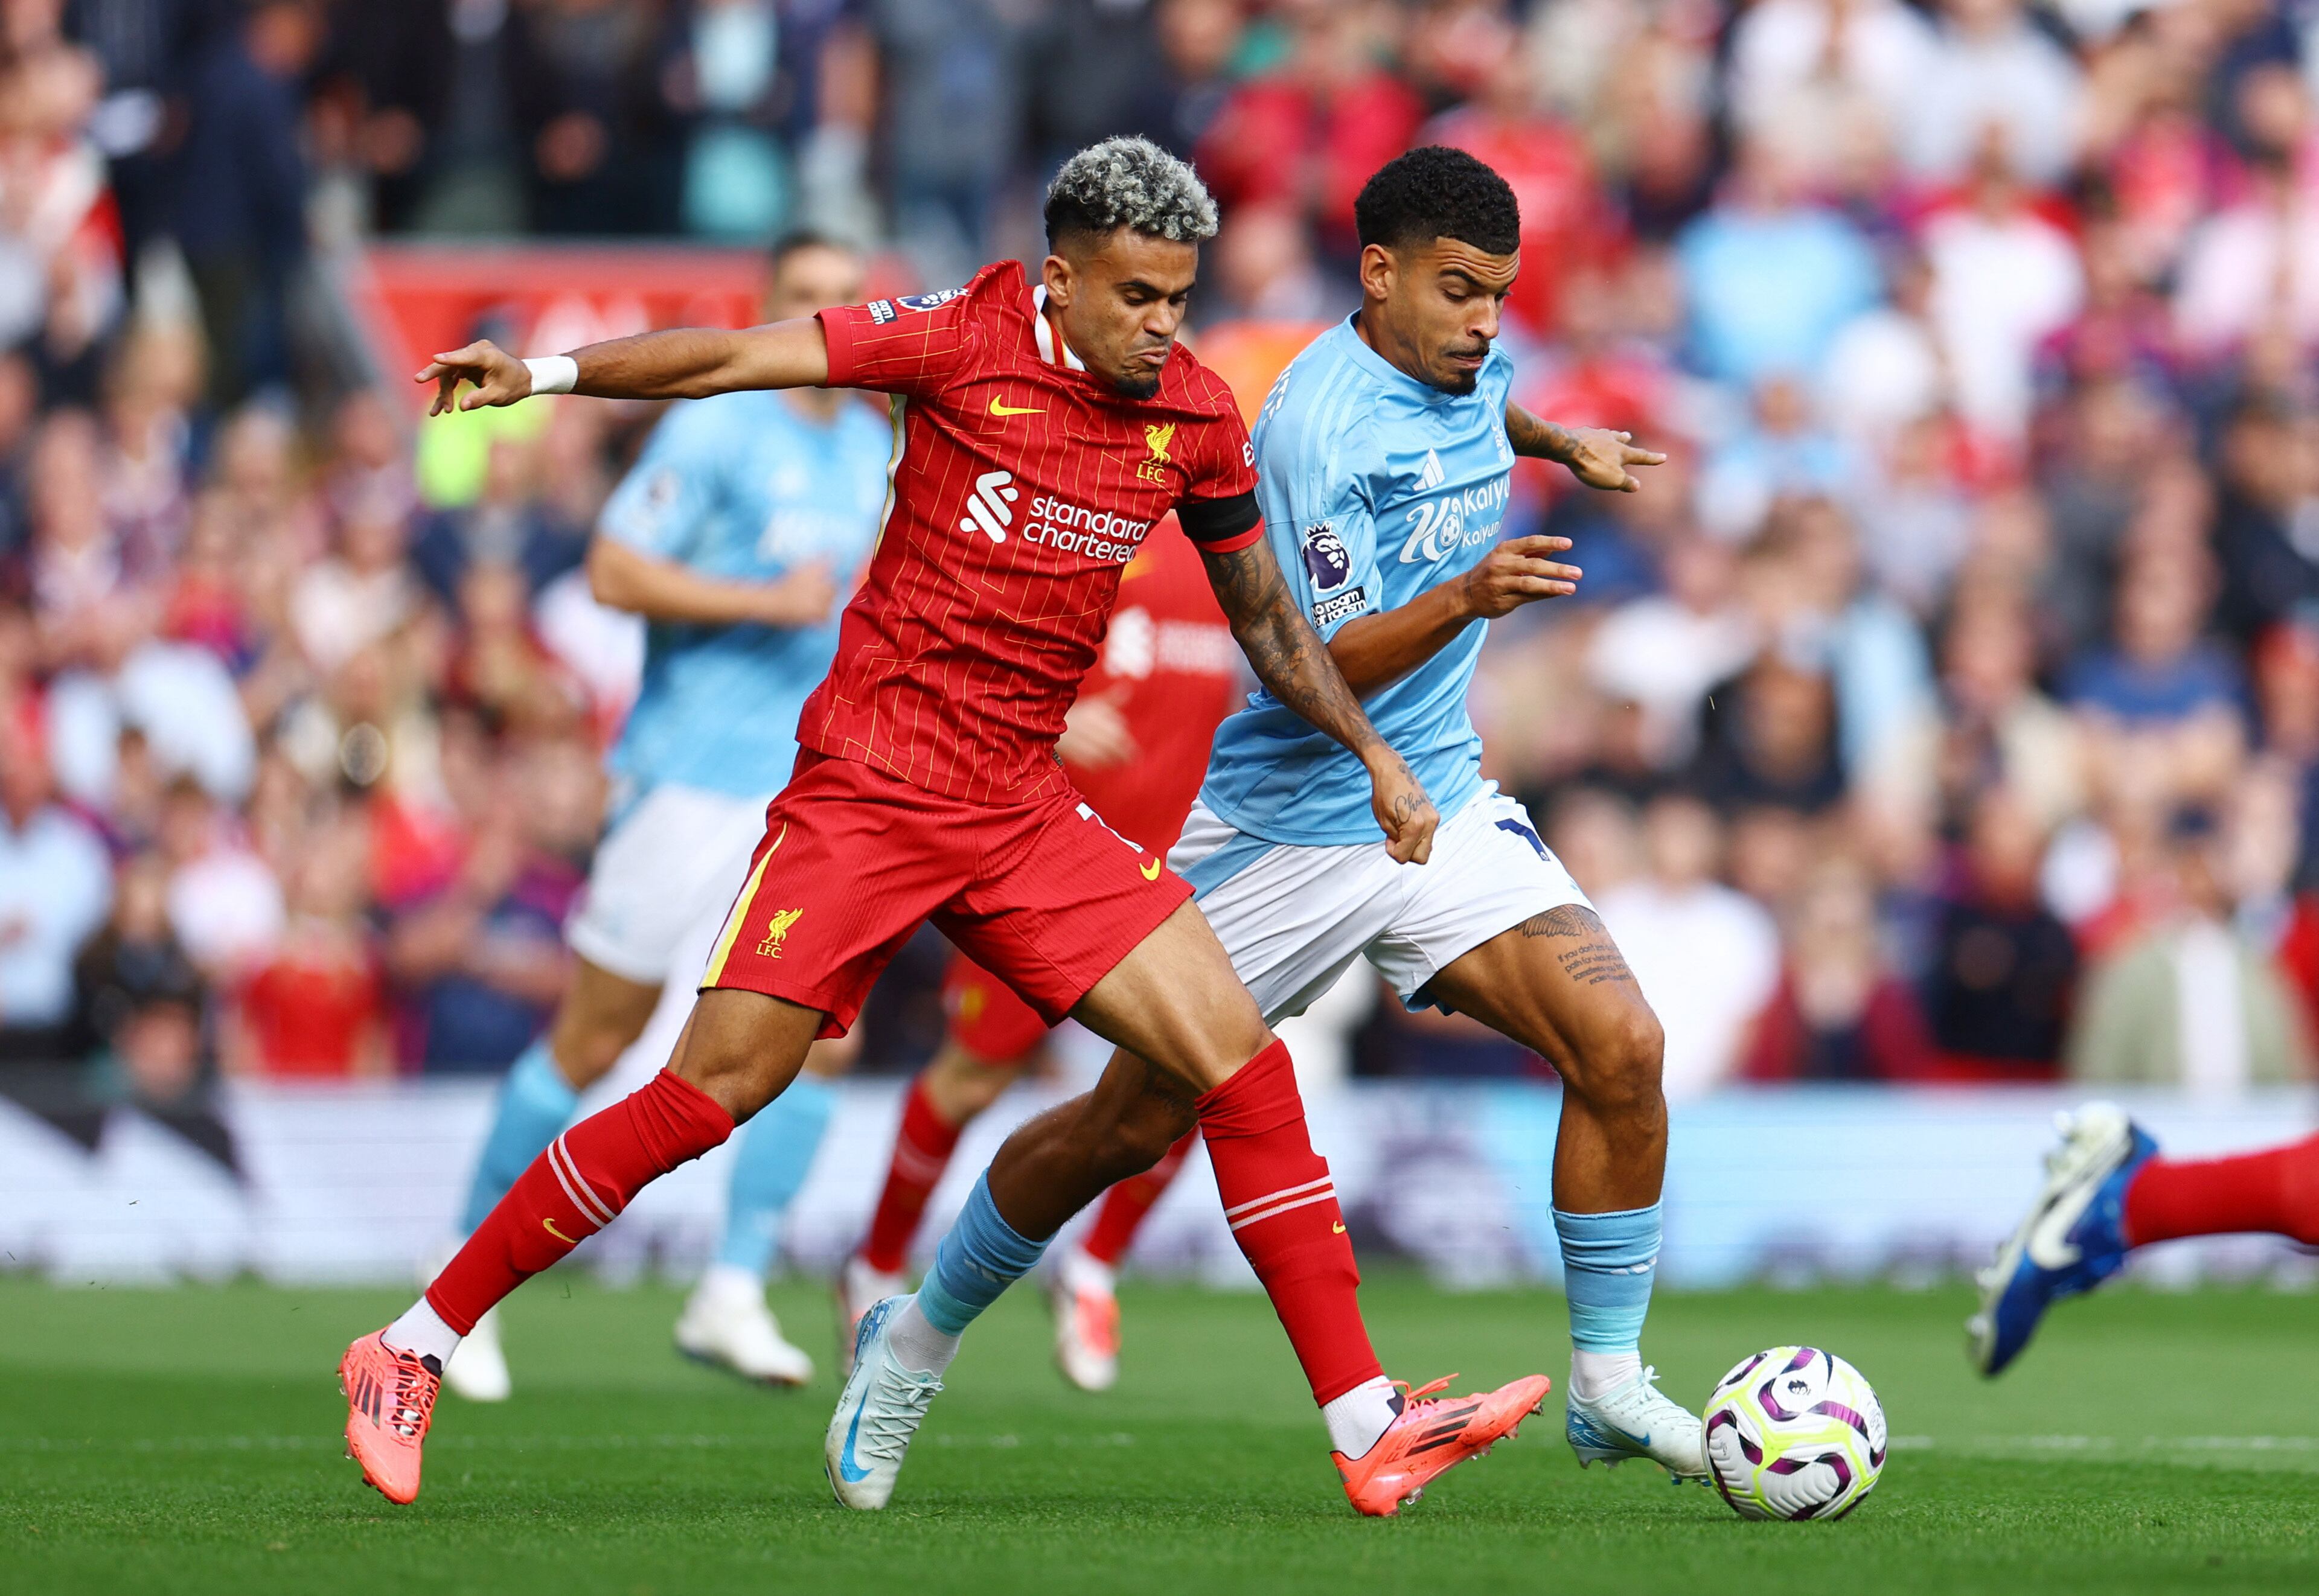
[1081,1130,1195,1266]
[1196,1040,1382,1406]
[427,1070,733,1332]
[2122,1132,2319,1247]
[857,1074,963,1274]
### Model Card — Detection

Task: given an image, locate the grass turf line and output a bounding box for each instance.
[1,1275,2312,1595]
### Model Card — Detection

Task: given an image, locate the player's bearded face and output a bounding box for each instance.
[1369,238,1520,395]
[1043,232,1198,400]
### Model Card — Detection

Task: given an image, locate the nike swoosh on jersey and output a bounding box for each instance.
[988,398,1044,416]
[1140,858,1162,881]
[543,1218,578,1245]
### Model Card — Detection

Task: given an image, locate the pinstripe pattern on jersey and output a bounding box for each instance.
[804,261,1259,806]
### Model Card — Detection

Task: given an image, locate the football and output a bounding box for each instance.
[1702,1345,1888,1521]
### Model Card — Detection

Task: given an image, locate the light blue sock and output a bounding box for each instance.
[1553,1202,1662,1352]
[714,1074,839,1277]
[915,1173,1049,1335]
[459,1039,578,1233]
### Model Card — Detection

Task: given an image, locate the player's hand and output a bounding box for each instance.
[1366,751,1437,865]
[417,340,532,415]
[754,560,840,627]
[1057,688,1137,770]
[1460,535,1582,619]
[1563,428,1665,493]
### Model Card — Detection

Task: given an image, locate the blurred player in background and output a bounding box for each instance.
[904,147,1703,1485]
[433,234,891,1402]
[836,517,1243,1391]
[1971,1106,2319,1374]
[345,137,1546,1519]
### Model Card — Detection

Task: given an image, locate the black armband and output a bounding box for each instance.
[1175,488,1263,548]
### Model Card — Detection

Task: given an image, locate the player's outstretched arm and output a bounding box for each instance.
[586,538,839,629]
[1200,536,1439,864]
[1328,534,1583,695]
[1503,402,1666,492]
[417,319,834,415]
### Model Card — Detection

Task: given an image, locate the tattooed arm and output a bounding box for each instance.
[1200,535,1439,864]
[1503,401,1665,493]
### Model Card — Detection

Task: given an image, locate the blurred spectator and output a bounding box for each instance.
[70,849,210,1101]
[1921,785,2079,1080]
[1198,0,1424,263]
[44,594,257,809]
[505,0,678,236]
[383,765,580,1073]
[1695,375,1861,543]
[2067,807,2313,1090]
[2062,545,2248,806]
[412,432,587,604]
[0,30,123,375]
[178,0,318,409]
[231,816,387,1078]
[1741,856,1934,1082]
[1596,793,1780,1101]
[1906,0,2085,190]
[157,774,285,982]
[2211,397,2319,645]
[659,0,791,240]
[1586,535,1756,772]
[1674,133,1881,388]
[0,707,110,1063]
[2174,150,2319,362]
[1921,138,2085,444]
[870,0,1038,287]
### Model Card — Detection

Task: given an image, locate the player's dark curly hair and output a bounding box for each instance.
[1354,146,1521,257]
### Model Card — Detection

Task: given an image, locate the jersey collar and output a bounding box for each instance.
[1029,285,1088,372]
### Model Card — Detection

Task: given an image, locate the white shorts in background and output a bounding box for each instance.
[565,784,771,985]
[1171,785,1592,1023]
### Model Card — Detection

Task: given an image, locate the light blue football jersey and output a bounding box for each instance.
[599,388,892,800]
[1199,317,1516,846]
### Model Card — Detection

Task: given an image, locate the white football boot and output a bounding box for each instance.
[674,1264,814,1387]
[1045,1246,1120,1392]
[1566,1365,1708,1482]
[835,1254,907,1377]
[424,1238,511,1403]
[825,1295,944,1510]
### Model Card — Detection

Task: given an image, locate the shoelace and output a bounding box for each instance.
[386,1353,438,1439]
[856,1365,943,1466]
[1387,1373,1460,1423]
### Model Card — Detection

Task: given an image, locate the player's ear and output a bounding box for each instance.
[1041,252,1075,310]
[1357,243,1395,304]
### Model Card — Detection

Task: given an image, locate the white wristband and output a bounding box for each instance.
[523,355,577,397]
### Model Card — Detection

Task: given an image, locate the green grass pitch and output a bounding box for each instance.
[1,1274,2313,1594]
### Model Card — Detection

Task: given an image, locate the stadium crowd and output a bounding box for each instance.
[6,0,2319,1119]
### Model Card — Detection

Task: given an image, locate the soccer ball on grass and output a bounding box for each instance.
[1701,1345,1886,1521]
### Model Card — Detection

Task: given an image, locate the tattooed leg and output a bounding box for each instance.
[1427,906,1666,1211]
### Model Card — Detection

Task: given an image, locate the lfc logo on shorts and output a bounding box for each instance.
[756,907,805,959]
[1136,423,1175,485]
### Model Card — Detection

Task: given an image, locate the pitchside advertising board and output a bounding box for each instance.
[2,1082,2310,1290]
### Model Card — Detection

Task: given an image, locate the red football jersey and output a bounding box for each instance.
[1066,517,1243,850]
[804,260,1262,805]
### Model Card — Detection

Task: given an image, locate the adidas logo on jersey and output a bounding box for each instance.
[1415,448,1446,491]
[958,470,1019,543]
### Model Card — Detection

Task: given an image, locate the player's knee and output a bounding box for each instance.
[546,1020,624,1091]
[1579,1004,1665,1121]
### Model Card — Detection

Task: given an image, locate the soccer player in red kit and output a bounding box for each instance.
[838,519,1239,1392]
[337,138,1548,1517]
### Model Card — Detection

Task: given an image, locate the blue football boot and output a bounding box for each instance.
[1968,1103,2157,1377]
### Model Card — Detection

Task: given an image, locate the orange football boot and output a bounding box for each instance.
[1333,1373,1553,1517]
[339,1330,442,1504]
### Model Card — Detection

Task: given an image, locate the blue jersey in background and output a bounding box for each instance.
[598,388,892,801]
[1200,318,1517,846]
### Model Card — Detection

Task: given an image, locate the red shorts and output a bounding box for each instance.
[700,750,1192,1038]
[942,953,1054,1063]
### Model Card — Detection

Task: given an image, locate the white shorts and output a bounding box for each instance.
[1171,785,1592,1023]
[565,784,771,986]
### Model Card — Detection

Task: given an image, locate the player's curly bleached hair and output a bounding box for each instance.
[1044,136,1220,250]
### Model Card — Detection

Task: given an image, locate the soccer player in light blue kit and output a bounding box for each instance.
[886,147,1707,1490]
[436,235,893,1402]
